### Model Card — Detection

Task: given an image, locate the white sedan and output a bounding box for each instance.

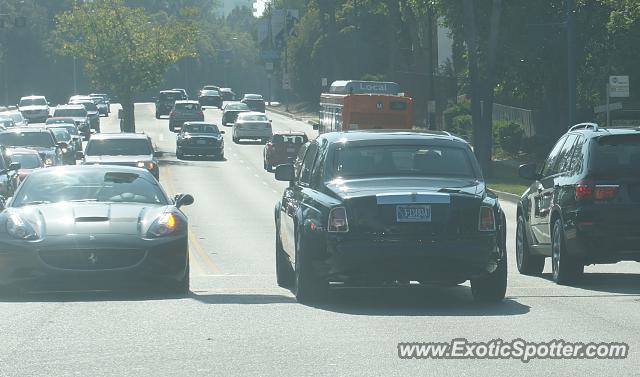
[232,112,272,143]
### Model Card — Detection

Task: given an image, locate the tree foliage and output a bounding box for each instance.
[52,0,197,131]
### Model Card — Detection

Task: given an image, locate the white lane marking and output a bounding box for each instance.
[254,174,259,178]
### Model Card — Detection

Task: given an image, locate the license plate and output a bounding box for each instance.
[286,147,296,153]
[196,140,206,145]
[396,205,431,222]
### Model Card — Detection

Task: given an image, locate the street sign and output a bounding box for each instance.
[594,102,622,113]
[609,75,629,98]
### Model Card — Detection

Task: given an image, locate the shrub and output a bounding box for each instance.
[443,101,470,130]
[493,120,524,157]
[451,114,473,141]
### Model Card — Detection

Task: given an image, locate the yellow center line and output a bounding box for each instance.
[160,160,222,275]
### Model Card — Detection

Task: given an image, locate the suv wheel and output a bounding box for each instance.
[551,219,583,285]
[294,235,327,303]
[516,215,545,275]
[470,243,507,303]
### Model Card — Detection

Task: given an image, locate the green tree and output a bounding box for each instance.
[52,0,197,132]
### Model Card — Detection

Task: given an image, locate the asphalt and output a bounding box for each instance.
[0,104,639,376]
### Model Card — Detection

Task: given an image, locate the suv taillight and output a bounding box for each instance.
[478,206,496,232]
[575,181,619,201]
[328,207,349,233]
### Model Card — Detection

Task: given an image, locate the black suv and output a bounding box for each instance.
[517,123,640,284]
[155,90,186,119]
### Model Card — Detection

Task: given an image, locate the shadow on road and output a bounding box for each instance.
[537,272,640,296]
[0,290,191,303]
[303,286,529,316]
[190,293,296,305]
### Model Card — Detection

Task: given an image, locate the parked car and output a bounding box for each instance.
[18,95,50,123]
[0,128,66,167]
[69,100,101,133]
[263,131,308,172]
[0,146,20,197]
[155,90,183,119]
[176,122,225,160]
[0,165,193,294]
[219,88,235,101]
[221,102,250,126]
[79,133,161,179]
[232,112,272,143]
[517,123,640,284]
[241,94,266,113]
[273,130,507,303]
[198,89,222,109]
[4,147,45,182]
[47,111,91,140]
[169,101,204,132]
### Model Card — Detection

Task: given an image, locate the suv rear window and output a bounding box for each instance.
[590,134,640,175]
[273,135,307,144]
[175,103,200,111]
[160,92,181,101]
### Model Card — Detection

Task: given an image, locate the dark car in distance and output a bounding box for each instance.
[274,131,507,303]
[0,128,66,167]
[169,101,204,132]
[263,131,308,172]
[50,108,91,140]
[198,89,222,109]
[221,102,250,126]
[241,94,266,113]
[176,122,225,160]
[0,165,194,294]
[516,123,640,284]
[155,90,185,119]
[79,133,161,179]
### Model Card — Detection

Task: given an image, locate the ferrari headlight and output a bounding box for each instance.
[6,213,40,241]
[137,161,156,170]
[146,212,179,238]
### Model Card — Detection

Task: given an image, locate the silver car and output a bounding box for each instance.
[168,100,204,132]
[232,112,273,143]
[18,96,50,123]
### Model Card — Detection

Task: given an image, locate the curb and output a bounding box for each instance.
[491,189,520,204]
[267,106,318,126]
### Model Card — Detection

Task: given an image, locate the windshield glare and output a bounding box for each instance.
[54,109,86,118]
[20,98,47,106]
[85,139,152,156]
[0,132,55,148]
[239,114,268,122]
[9,153,42,169]
[333,145,477,179]
[13,170,167,206]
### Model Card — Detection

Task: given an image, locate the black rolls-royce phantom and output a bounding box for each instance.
[274,130,507,303]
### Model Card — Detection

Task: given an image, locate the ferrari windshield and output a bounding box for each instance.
[12,169,168,206]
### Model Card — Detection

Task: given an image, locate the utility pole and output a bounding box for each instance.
[567,0,576,126]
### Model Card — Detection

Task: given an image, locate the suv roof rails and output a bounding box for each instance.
[569,122,599,132]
